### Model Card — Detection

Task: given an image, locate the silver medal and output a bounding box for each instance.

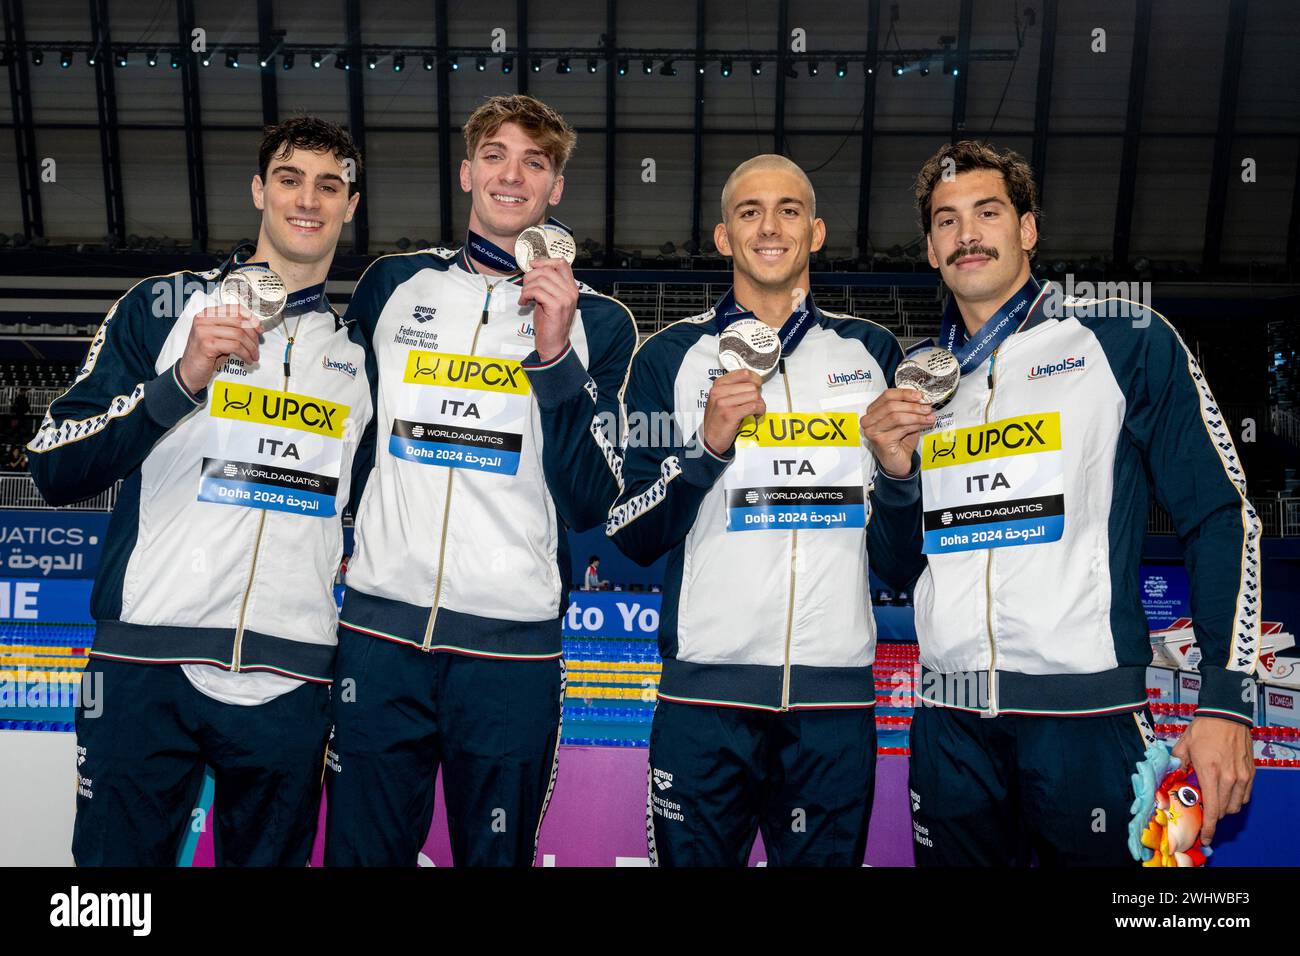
[894,347,960,409]
[220,264,288,332]
[515,223,577,272]
[718,318,782,379]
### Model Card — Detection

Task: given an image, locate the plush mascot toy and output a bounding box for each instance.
[1128,743,1212,867]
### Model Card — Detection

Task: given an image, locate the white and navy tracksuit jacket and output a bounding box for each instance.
[27,260,374,683]
[911,279,1260,724]
[607,291,923,711]
[338,247,637,657]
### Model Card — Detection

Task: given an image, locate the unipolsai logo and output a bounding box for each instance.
[517,321,535,338]
[826,368,872,388]
[322,355,359,378]
[1027,355,1086,380]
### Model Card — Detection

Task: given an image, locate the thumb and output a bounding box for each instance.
[1171,734,1190,763]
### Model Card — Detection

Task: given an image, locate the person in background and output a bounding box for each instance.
[583,555,607,591]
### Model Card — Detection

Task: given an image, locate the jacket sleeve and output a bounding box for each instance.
[1129,316,1261,725]
[522,296,637,532]
[345,316,379,516]
[605,339,731,566]
[867,453,925,592]
[27,283,203,506]
[863,329,926,592]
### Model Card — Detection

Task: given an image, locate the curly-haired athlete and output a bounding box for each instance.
[903,141,1258,866]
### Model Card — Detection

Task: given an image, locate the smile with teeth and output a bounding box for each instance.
[491,193,528,204]
[288,218,322,230]
[754,247,789,260]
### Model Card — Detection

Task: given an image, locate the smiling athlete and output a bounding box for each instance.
[608,154,923,866]
[324,95,636,867]
[29,117,372,865]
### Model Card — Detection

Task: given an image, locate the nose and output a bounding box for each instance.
[758,208,782,237]
[499,158,525,185]
[956,215,982,250]
[297,183,321,211]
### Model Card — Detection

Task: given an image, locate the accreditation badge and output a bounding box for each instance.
[920,411,1065,554]
[199,381,348,517]
[723,412,866,532]
[388,350,530,475]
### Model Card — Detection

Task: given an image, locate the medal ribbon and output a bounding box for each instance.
[714,287,818,357]
[938,275,1047,376]
[464,216,573,274]
[283,280,328,317]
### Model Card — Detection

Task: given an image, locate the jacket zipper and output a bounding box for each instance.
[779,357,797,711]
[233,318,302,671]
[422,282,497,650]
[982,349,1000,714]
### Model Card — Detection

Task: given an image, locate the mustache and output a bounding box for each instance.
[947,245,999,265]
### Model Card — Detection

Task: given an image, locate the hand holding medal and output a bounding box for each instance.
[515,222,579,363]
[177,264,280,395]
[858,349,952,478]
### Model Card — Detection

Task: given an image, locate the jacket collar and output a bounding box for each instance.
[711,286,822,358]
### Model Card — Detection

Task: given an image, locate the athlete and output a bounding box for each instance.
[607,154,924,866]
[28,117,372,865]
[904,140,1258,866]
[323,94,637,866]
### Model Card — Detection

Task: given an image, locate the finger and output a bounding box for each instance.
[523,267,577,301]
[875,387,930,406]
[863,399,935,424]
[863,411,937,435]
[204,332,258,361]
[526,258,576,281]
[1199,768,1223,845]
[204,340,257,366]
[717,393,764,411]
[198,307,260,331]
[710,383,764,403]
[1226,772,1248,817]
[204,329,260,358]
[871,425,927,448]
[716,370,763,387]
[520,281,567,314]
[726,400,766,421]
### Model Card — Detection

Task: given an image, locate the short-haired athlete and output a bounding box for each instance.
[324,95,636,866]
[607,154,925,866]
[30,116,371,865]
[903,141,1257,866]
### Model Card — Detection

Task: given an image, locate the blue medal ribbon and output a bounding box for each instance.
[464,216,573,274]
[283,280,328,317]
[713,287,819,357]
[938,275,1046,376]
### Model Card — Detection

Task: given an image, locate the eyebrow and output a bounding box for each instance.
[932,196,1006,218]
[478,141,549,159]
[734,196,806,210]
[270,165,346,184]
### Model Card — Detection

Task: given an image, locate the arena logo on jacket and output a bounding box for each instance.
[723,412,866,532]
[199,381,350,517]
[388,349,531,475]
[920,411,1064,553]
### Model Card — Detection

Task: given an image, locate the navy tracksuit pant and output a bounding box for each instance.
[646,698,878,867]
[908,704,1154,866]
[323,627,564,867]
[72,657,331,866]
